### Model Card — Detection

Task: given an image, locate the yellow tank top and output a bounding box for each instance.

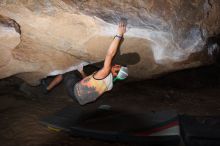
[74,72,113,105]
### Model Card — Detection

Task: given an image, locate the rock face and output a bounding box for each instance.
[0,0,220,85]
[0,15,20,75]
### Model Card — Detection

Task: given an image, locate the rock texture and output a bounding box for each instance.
[0,0,220,85]
[0,15,20,73]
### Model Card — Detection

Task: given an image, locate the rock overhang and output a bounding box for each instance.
[0,0,219,85]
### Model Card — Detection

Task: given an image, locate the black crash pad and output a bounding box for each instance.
[180,115,220,146]
[40,105,180,145]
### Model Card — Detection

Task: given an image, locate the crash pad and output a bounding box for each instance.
[180,115,220,146]
[40,105,180,145]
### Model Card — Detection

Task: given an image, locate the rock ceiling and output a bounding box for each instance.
[0,0,220,85]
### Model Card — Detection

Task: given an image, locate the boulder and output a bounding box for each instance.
[0,0,220,85]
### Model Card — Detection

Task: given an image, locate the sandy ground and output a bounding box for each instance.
[0,65,220,146]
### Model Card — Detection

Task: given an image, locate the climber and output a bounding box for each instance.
[41,21,128,105]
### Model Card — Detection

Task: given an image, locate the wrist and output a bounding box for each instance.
[114,35,123,40]
[117,33,123,37]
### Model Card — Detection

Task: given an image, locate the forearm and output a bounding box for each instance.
[47,74,63,90]
[106,36,122,58]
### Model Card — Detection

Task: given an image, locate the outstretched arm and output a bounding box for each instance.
[46,74,63,91]
[94,22,126,79]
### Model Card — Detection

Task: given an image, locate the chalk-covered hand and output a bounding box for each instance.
[117,21,126,36]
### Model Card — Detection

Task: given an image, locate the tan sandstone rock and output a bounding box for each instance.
[0,0,220,85]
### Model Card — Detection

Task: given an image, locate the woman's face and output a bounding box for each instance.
[111,64,121,77]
